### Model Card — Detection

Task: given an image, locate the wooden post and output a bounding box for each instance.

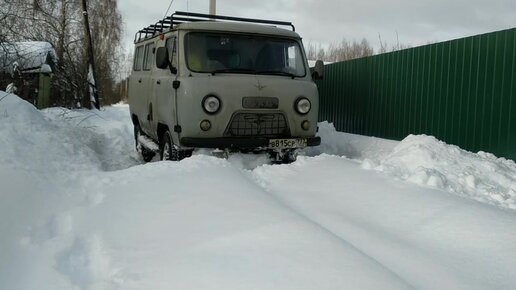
[81,0,100,109]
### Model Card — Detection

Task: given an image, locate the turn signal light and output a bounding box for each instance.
[200,120,212,131]
[302,120,311,131]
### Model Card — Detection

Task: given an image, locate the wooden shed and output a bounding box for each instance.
[0,41,57,108]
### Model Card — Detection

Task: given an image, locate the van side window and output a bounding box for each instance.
[166,36,177,69]
[143,43,155,71]
[133,46,144,71]
[286,44,304,74]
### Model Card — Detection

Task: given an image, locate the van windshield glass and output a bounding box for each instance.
[185,32,306,77]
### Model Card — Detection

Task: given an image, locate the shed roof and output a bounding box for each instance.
[0,41,57,74]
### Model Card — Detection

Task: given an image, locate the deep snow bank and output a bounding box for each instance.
[66,156,413,290]
[0,91,96,176]
[306,121,398,160]
[0,91,139,176]
[316,122,516,210]
[375,135,516,209]
[0,92,140,289]
[43,105,139,171]
[2,92,516,290]
[0,93,412,289]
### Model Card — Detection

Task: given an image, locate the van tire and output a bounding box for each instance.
[160,131,180,161]
[283,149,298,164]
[134,124,155,162]
[160,131,194,161]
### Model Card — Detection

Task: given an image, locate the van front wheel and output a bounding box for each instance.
[160,131,179,161]
[160,131,194,161]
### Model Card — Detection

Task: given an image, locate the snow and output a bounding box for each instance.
[376,135,516,209]
[313,122,516,210]
[40,63,53,74]
[5,83,17,93]
[1,91,516,290]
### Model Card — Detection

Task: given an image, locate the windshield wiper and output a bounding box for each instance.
[255,70,297,79]
[211,68,257,75]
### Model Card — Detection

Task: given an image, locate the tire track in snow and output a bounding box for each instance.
[226,156,416,289]
[239,157,430,288]
[241,154,516,289]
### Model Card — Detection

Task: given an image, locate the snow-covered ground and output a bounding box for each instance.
[1,91,516,290]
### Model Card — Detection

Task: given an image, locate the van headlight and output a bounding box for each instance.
[295,97,311,115]
[202,95,221,114]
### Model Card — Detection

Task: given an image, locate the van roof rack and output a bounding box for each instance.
[134,11,295,43]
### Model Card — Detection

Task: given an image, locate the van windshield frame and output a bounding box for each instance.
[184,32,307,77]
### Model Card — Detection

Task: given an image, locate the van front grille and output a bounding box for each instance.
[225,113,290,137]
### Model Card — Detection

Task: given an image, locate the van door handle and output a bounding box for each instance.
[138,78,142,83]
[157,80,161,85]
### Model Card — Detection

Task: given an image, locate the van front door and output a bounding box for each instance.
[151,35,179,142]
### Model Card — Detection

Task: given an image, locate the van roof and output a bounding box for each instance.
[134,11,300,43]
[176,22,302,39]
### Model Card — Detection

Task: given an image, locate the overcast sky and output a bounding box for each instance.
[119,0,516,53]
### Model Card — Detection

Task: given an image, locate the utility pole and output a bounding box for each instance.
[209,0,216,15]
[81,0,100,109]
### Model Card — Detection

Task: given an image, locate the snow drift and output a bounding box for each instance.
[1,91,516,290]
[376,134,516,209]
[315,122,516,210]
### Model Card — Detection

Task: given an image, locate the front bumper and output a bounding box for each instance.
[181,136,321,149]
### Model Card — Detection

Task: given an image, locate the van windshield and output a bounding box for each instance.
[185,32,306,77]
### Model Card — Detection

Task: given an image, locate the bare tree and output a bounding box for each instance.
[306,38,375,62]
[0,0,124,107]
[306,42,316,61]
[87,0,123,106]
[306,35,409,63]
[0,5,9,43]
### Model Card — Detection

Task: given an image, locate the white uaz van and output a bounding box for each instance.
[129,11,323,163]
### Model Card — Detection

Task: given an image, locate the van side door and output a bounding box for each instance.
[140,41,156,135]
[128,45,145,127]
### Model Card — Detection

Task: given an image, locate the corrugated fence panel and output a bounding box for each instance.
[317,27,516,160]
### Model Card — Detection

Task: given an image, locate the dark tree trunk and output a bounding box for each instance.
[81,0,100,109]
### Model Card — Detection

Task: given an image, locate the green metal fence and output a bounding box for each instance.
[317,28,516,160]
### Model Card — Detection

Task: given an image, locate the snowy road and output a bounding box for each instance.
[1,91,516,290]
[251,156,516,289]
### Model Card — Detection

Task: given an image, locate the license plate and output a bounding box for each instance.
[268,138,307,149]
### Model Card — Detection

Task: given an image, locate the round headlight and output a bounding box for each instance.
[295,98,311,115]
[202,95,221,114]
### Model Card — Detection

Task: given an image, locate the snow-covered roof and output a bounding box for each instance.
[0,41,57,74]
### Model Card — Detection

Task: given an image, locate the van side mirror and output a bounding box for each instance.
[156,47,177,74]
[312,60,324,80]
